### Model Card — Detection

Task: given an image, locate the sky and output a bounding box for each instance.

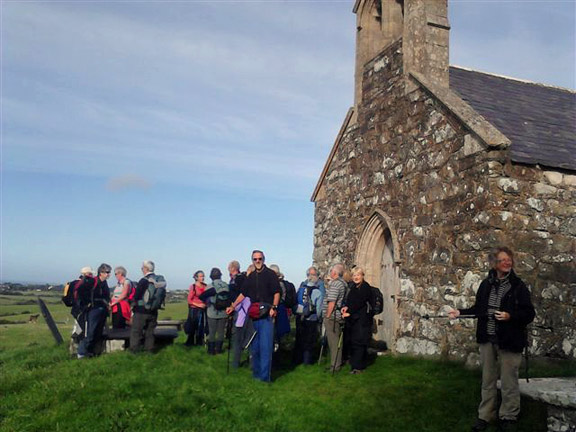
[2,0,575,289]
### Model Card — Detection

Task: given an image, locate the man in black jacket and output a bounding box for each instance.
[226,250,280,382]
[449,247,535,432]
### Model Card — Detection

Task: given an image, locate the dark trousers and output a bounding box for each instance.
[350,343,368,370]
[112,310,127,329]
[130,312,157,352]
[294,317,319,365]
[77,307,107,357]
[185,308,205,346]
[231,314,255,369]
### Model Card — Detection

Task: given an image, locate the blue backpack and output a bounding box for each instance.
[295,284,318,318]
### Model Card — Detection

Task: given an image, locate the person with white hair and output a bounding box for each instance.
[293,266,324,365]
[323,263,347,372]
[341,267,372,374]
[130,260,159,353]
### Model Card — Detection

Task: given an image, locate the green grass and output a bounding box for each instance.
[0,293,571,432]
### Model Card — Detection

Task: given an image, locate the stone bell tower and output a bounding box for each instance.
[353,0,450,109]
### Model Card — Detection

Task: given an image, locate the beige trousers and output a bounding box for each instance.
[478,343,522,422]
[325,317,343,370]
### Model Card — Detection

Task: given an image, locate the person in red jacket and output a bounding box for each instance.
[185,270,207,347]
[449,247,535,432]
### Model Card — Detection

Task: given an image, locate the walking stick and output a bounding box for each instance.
[226,314,234,375]
[318,323,326,365]
[421,314,480,320]
[332,324,343,377]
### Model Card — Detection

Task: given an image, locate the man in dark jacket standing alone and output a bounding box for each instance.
[227,250,280,382]
[449,247,535,432]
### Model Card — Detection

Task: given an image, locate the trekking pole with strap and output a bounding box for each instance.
[318,323,327,365]
[332,322,344,377]
[421,313,481,320]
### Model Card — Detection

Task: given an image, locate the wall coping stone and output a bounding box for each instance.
[409,71,511,149]
[518,378,576,409]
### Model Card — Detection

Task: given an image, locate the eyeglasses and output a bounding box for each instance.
[103,271,111,274]
[252,257,263,262]
[497,259,512,264]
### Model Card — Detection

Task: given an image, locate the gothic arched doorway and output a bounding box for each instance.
[354,210,401,350]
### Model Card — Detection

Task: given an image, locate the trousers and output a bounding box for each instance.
[130,312,157,352]
[478,343,522,422]
[325,317,343,370]
[251,317,274,382]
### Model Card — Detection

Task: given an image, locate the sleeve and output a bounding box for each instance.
[511,282,536,325]
[135,277,148,302]
[325,283,338,304]
[269,271,281,296]
[187,285,195,306]
[103,282,111,304]
[199,287,216,302]
[459,282,483,317]
[313,288,324,319]
[240,276,251,297]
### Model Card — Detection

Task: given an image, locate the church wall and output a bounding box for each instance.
[313,38,575,361]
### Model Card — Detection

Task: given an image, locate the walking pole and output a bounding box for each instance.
[268,315,276,382]
[226,314,233,375]
[332,324,343,377]
[318,323,326,365]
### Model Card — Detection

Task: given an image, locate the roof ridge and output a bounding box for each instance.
[450,65,576,94]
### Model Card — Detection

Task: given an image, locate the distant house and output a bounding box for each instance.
[312,0,575,361]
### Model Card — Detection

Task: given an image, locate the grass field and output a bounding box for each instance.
[0,292,573,432]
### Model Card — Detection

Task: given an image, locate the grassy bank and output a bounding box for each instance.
[0,293,572,431]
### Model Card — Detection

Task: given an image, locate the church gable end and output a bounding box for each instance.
[313,1,575,360]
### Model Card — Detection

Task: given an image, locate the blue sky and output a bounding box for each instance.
[2,1,574,289]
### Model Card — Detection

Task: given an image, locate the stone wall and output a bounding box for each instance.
[313,38,575,361]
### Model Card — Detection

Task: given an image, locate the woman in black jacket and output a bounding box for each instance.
[449,247,535,432]
[341,267,373,374]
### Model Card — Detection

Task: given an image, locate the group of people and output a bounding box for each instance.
[64,260,166,357]
[65,246,535,431]
[182,251,379,381]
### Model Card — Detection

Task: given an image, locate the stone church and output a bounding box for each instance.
[312,0,575,363]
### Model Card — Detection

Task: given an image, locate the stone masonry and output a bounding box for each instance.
[312,34,575,361]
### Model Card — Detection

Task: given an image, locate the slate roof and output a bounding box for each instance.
[449,66,576,171]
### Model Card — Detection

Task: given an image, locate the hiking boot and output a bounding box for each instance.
[207,342,215,355]
[349,369,364,375]
[497,420,518,432]
[471,418,489,432]
[215,341,224,354]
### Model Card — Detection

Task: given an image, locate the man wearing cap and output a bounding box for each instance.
[226,250,281,382]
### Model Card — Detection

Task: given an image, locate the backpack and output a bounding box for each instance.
[295,284,318,318]
[280,280,297,309]
[125,279,137,304]
[139,274,167,312]
[62,277,97,308]
[369,287,384,316]
[213,290,232,311]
